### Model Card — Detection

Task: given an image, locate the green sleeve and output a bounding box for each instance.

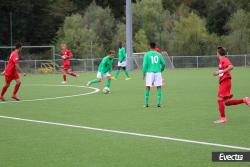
[142,54,148,76]
[120,49,126,62]
[98,57,106,74]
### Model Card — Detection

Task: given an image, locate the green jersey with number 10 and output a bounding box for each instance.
[142,51,166,75]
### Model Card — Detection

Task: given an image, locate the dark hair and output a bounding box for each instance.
[15,42,22,49]
[119,42,122,48]
[150,42,156,49]
[217,46,226,56]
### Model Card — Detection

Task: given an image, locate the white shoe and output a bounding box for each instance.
[214,117,227,124]
[243,97,250,106]
[86,81,91,87]
[61,81,67,84]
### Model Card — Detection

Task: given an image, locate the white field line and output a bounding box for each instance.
[0,84,100,104]
[0,115,250,151]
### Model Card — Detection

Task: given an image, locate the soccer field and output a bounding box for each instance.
[0,68,250,167]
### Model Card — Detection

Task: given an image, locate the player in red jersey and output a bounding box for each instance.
[213,47,250,123]
[154,47,162,54]
[0,43,27,101]
[60,43,78,84]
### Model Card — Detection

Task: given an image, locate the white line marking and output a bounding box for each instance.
[0,115,249,151]
[0,84,100,104]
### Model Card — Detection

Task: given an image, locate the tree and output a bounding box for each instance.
[134,29,149,52]
[54,14,93,58]
[133,0,168,47]
[225,10,250,54]
[84,2,116,55]
[172,12,213,56]
[207,0,237,36]
[112,22,126,50]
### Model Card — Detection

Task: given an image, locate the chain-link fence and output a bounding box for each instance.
[1,54,249,73]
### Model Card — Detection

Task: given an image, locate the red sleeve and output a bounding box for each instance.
[223,58,232,67]
[12,54,19,65]
[66,50,72,58]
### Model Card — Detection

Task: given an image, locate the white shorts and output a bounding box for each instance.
[145,72,163,87]
[97,72,111,79]
[118,61,127,67]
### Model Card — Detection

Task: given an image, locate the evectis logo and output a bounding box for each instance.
[219,153,243,161]
[212,152,250,162]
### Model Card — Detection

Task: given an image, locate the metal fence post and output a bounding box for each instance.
[171,56,174,67]
[197,56,199,69]
[92,59,94,72]
[245,55,247,67]
[34,60,37,73]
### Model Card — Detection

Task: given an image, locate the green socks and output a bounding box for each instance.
[157,88,162,105]
[145,89,150,105]
[90,79,99,84]
[106,79,111,88]
[115,70,120,78]
[124,70,130,78]
[115,69,130,78]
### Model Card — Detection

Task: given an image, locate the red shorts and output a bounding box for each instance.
[63,65,70,71]
[5,72,20,84]
[218,79,233,100]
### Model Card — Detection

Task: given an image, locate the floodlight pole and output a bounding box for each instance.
[126,0,133,70]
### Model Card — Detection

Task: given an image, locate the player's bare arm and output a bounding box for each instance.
[15,64,27,76]
[213,65,234,76]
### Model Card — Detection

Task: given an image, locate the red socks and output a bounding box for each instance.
[217,99,244,118]
[63,74,66,81]
[218,100,225,118]
[1,84,9,97]
[63,73,77,81]
[225,99,243,106]
[69,72,77,77]
[13,83,21,96]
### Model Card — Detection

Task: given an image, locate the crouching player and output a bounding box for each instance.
[86,50,115,93]
[0,43,26,101]
[143,42,166,108]
[213,47,250,123]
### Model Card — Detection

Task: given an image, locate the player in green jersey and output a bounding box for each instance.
[142,42,166,108]
[87,50,115,92]
[112,42,131,80]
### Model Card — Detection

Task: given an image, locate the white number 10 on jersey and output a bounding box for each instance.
[150,56,159,64]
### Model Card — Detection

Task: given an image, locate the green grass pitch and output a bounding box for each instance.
[0,68,250,167]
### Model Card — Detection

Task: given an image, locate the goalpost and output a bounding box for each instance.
[0,45,56,73]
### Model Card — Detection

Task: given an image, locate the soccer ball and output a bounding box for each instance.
[102,87,110,94]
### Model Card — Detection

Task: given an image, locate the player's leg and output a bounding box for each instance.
[12,78,21,101]
[114,66,121,79]
[214,97,227,124]
[145,86,150,108]
[65,69,77,77]
[144,72,152,107]
[215,81,228,123]
[122,67,131,80]
[157,86,162,107]
[224,97,250,106]
[0,76,11,101]
[62,69,67,84]
[155,73,163,107]
[106,73,112,88]
[87,72,103,86]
